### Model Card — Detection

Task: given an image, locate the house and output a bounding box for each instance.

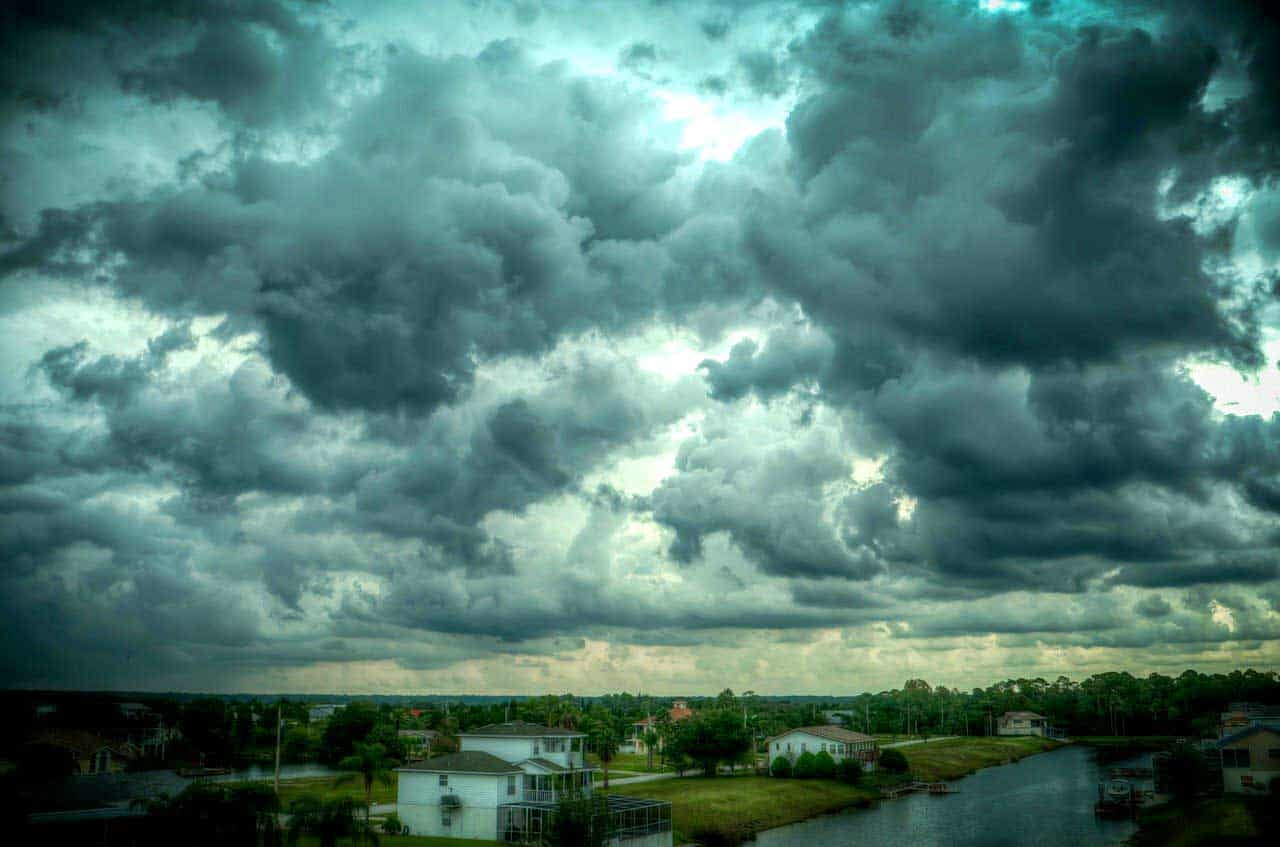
[1217,724,1280,794]
[767,726,879,772]
[629,700,693,755]
[1219,703,1280,738]
[308,704,343,722]
[399,729,440,760]
[997,711,1054,737]
[117,702,152,721]
[396,721,671,846]
[24,730,140,775]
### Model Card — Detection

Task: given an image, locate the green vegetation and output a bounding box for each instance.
[1129,796,1278,847]
[611,774,877,844]
[897,737,1059,782]
[588,751,668,773]
[294,839,499,847]
[230,774,400,806]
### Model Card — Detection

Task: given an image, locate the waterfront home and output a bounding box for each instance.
[1217,724,1280,794]
[996,711,1062,737]
[396,720,672,845]
[308,703,343,722]
[1218,703,1280,738]
[767,725,879,772]
[628,700,693,754]
[24,729,139,774]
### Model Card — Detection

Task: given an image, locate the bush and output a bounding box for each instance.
[690,822,755,847]
[793,751,818,779]
[380,812,402,835]
[814,751,837,778]
[770,756,792,777]
[879,748,908,774]
[838,758,863,784]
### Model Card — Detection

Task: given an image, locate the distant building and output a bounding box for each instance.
[997,711,1057,737]
[396,721,671,845]
[1217,724,1280,794]
[399,729,440,759]
[629,701,693,755]
[117,702,152,720]
[767,726,879,772]
[309,704,343,722]
[24,730,139,775]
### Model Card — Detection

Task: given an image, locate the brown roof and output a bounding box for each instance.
[770,725,877,745]
[1001,711,1047,719]
[24,730,138,759]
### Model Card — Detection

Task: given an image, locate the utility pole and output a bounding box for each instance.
[274,705,282,797]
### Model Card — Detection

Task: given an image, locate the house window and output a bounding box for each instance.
[508,775,517,796]
[439,774,448,786]
[1269,748,1280,760]
[442,810,451,827]
[786,743,792,752]
[1222,749,1251,768]
[801,743,807,752]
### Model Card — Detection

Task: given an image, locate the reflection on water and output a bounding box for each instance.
[756,745,1145,847]
[208,763,342,782]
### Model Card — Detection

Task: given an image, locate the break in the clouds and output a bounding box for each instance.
[2,0,1280,693]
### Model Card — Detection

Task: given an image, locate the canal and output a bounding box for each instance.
[757,745,1147,847]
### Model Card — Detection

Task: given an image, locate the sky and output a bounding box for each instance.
[2,0,1280,695]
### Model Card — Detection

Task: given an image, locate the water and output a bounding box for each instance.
[208,762,342,782]
[756,745,1146,847]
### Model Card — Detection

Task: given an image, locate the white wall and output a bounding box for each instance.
[769,731,878,772]
[398,771,511,840]
[461,734,585,768]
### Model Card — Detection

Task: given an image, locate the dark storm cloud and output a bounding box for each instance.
[2,0,1280,688]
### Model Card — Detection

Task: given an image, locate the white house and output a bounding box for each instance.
[997,711,1052,737]
[396,720,671,846]
[1218,724,1280,794]
[767,725,879,772]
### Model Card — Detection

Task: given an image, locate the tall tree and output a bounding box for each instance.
[334,742,395,833]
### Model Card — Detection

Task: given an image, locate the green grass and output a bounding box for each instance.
[610,774,877,842]
[1129,796,1277,847]
[898,736,1062,782]
[589,751,671,773]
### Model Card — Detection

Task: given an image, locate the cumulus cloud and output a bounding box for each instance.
[2,0,1279,692]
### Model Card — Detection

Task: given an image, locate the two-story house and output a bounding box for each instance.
[396,721,672,845]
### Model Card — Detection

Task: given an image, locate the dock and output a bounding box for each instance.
[881,781,956,799]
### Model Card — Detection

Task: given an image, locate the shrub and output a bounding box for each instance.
[814,751,836,778]
[793,751,818,779]
[770,756,792,777]
[380,812,402,835]
[879,748,908,774]
[838,758,863,784]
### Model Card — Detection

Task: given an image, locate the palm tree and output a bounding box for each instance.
[591,726,618,790]
[334,742,394,833]
[642,729,659,771]
[287,796,378,847]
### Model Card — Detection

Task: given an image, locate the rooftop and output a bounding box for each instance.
[397,751,522,774]
[770,725,877,744]
[459,720,584,738]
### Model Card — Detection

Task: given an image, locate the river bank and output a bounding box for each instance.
[610,736,1062,844]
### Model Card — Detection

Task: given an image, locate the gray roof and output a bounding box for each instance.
[396,751,521,774]
[523,757,569,773]
[769,725,877,745]
[459,721,584,738]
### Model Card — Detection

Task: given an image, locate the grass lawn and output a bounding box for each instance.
[1129,796,1277,847]
[610,774,877,842]
[589,751,671,773]
[898,736,1062,782]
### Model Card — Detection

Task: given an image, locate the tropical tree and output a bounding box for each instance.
[545,792,614,847]
[334,743,395,831]
[591,725,619,789]
[667,710,751,778]
[642,729,660,771]
[136,782,280,847]
[286,796,378,847]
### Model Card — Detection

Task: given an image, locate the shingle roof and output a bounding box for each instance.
[459,721,584,737]
[1218,724,1280,748]
[522,757,570,773]
[396,751,522,774]
[1001,711,1047,719]
[769,725,877,745]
